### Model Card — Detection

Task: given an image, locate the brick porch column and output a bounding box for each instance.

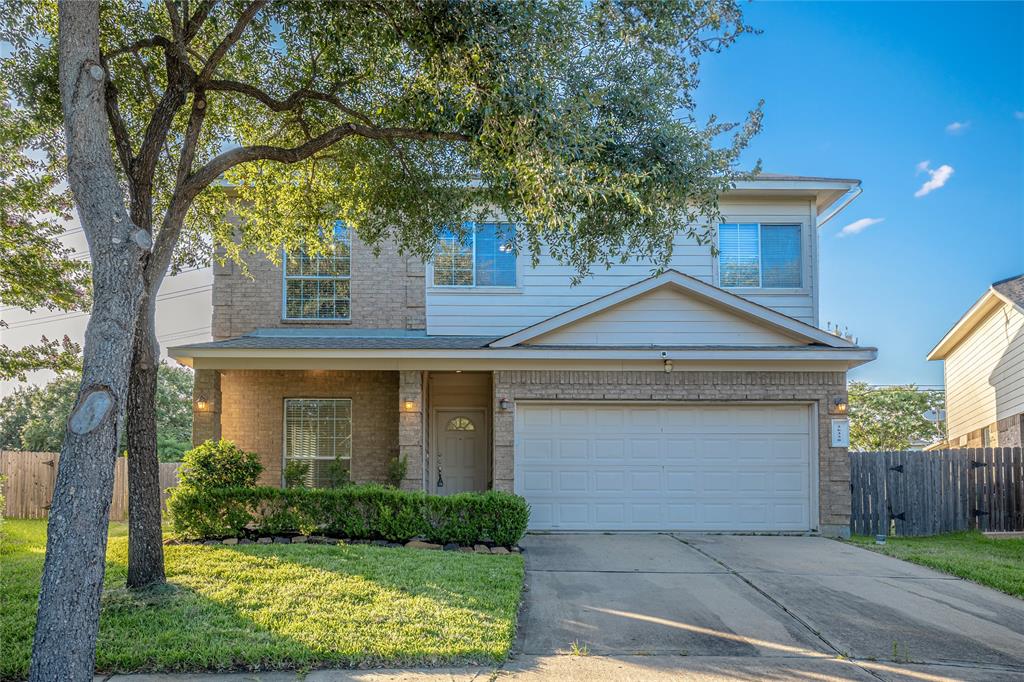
[398,370,425,490]
[492,371,514,492]
[192,368,221,445]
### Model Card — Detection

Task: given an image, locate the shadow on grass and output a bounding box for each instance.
[1,527,523,680]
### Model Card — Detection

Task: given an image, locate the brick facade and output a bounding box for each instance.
[214,369,399,486]
[960,413,1024,448]
[212,234,425,340]
[491,369,850,535]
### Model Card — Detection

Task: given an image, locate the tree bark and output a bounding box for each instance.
[30,2,147,680]
[125,295,165,588]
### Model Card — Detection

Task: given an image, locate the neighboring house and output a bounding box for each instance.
[927,274,1024,448]
[169,175,876,537]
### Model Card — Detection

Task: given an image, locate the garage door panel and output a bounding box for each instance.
[558,439,590,460]
[516,403,813,531]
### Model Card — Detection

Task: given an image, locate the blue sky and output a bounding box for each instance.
[696,1,1024,386]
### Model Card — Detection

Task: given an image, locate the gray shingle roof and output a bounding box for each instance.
[993,274,1024,307]
[173,334,497,351]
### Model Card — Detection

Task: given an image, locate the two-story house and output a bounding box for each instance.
[927,274,1024,448]
[169,174,877,537]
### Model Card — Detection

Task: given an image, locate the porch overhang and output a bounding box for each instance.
[169,341,877,371]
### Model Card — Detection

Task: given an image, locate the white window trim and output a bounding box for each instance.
[281,397,353,488]
[429,222,519,289]
[281,225,352,322]
[715,221,808,293]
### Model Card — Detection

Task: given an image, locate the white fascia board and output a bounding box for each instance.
[172,346,877,368]
[489,270,854,349]
[927,289,1003,361]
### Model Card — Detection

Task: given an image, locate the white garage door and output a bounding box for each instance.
[515,403,814,531]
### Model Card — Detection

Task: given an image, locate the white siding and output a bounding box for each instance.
[527,287,802,347]
[945,302,1024,439]
[426,197,817,336]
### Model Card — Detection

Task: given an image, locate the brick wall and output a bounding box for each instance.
[217,370,399,486]
[492,369,850,534]
[212,234,425,340]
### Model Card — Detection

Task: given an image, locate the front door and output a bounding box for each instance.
[434,409,488,494]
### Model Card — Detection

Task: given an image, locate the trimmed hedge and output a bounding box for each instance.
[167,484,530,547]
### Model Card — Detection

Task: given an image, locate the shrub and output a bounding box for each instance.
[168,484,530,546]
[386,455,407,488]
[178,439,262,491]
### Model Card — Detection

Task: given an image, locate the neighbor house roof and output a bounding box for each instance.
[928,274,1024,361]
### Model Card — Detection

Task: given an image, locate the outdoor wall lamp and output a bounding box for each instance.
[403,397,417,412]
[663,359,673,373]
[195,396,210,412]
[831,397,848,415]
[499,397,511,411]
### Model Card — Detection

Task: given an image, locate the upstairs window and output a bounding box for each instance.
[433,222,516,287]
[719,223,802,289]
[284,220,351,320]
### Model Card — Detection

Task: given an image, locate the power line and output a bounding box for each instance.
[1,285,212,329]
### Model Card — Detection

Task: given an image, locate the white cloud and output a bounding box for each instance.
[914,162,954,198]
[1015,111,1024,120]
[945,121,970,134]
[838,217,884,238]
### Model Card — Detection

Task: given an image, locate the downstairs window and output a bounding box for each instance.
[283,398,352,488]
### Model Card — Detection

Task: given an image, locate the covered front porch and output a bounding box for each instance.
[191,368,498,493]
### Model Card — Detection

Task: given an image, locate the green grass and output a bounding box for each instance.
[849,531,1024,598]
[0,519,524,680]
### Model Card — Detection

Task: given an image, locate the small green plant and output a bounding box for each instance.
[569,640,589,656]
[326,459,351,488]
[284,460,310,488]
[387,455,408,488]
[177,439,262,491]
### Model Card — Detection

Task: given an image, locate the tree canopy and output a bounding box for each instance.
[848,381,946,451]
[3,0,762,277]
[0,363,194,459]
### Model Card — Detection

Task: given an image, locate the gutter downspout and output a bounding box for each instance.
[817,185,862,227]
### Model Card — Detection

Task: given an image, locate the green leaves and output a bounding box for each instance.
[168,483,531,547]
[4,0,762,299]
[848,381,946,451]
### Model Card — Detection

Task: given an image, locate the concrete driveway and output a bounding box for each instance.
[513,533,1024,681]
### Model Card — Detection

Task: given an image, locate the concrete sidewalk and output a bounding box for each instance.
[97,653,1024,682]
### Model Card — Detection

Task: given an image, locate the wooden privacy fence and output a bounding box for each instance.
[850,448,1024,537]
[0,450,181,521]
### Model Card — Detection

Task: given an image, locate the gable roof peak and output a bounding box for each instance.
[490,269,854,349]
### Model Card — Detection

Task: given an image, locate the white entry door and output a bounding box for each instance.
[434,409,488,494]
[515,403,814,531]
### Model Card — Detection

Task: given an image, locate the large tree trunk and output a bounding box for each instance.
[126,297,165,589]
[30,2,147,680]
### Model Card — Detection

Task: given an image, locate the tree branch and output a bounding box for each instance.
[197,0,267,81]
[103,36,173,60]
[206,78,374,126]
[183,123,470,198]
[100,64,134,175]
[183,0,217,44]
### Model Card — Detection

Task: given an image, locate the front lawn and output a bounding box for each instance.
[0,518,523,680]
[849,531,1024,598]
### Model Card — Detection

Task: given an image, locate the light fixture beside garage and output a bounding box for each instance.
[663,359,673,373]
[498,397,511,410]
[830,397,849,415]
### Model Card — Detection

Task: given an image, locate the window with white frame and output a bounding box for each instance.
[718,223,802,288]
[283,220,351,320]
[432,222,516,287]
[283,398,352,488]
